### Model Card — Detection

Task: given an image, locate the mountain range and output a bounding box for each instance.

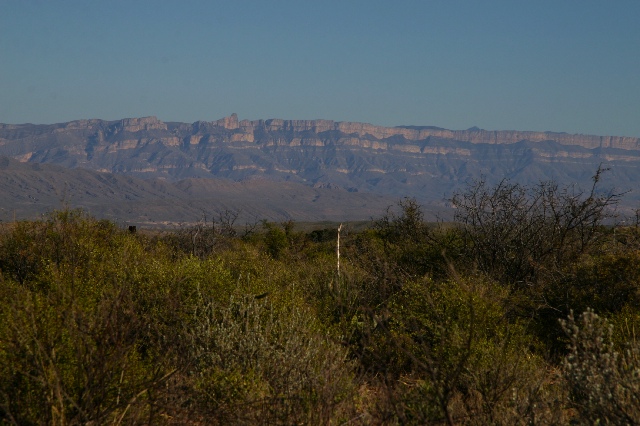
[1,114,638,225]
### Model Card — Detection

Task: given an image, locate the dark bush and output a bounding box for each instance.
[451,167,620,286]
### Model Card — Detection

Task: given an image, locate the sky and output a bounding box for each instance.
[1,0,640,137]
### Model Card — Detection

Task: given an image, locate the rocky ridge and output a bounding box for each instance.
[1,115,639,216]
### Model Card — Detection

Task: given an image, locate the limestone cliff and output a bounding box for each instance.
[1,115,639,209]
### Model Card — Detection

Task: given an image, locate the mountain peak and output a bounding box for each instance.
[216,113,239,130]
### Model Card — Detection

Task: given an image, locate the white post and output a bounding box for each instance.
[337,223,343,279]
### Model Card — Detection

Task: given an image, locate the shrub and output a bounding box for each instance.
[370,197,459,280]
[0,212,176,424]
[262,221,289,259]
[361,276,565,424]
[176,293,357,424]
[561,309,640,424]
[451,168,620,286]
[534,249,640,356]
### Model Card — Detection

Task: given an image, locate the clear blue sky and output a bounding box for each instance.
[2,0,639,137]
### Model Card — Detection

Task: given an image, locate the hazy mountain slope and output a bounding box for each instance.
[0,156,407,225]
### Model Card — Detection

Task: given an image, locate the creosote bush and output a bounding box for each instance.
[362,276,566,425]
[178,293,356,424]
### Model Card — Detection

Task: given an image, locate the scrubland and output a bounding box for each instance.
[1,172,640,425]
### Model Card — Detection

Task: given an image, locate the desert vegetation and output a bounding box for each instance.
[1,172,640,425]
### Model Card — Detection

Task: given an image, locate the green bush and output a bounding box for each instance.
[0,212,176,424]
[534,249,640,356]
[362,276,565,424]
[177,293,357,424]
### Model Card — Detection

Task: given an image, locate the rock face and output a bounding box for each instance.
[1,115,639,210]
